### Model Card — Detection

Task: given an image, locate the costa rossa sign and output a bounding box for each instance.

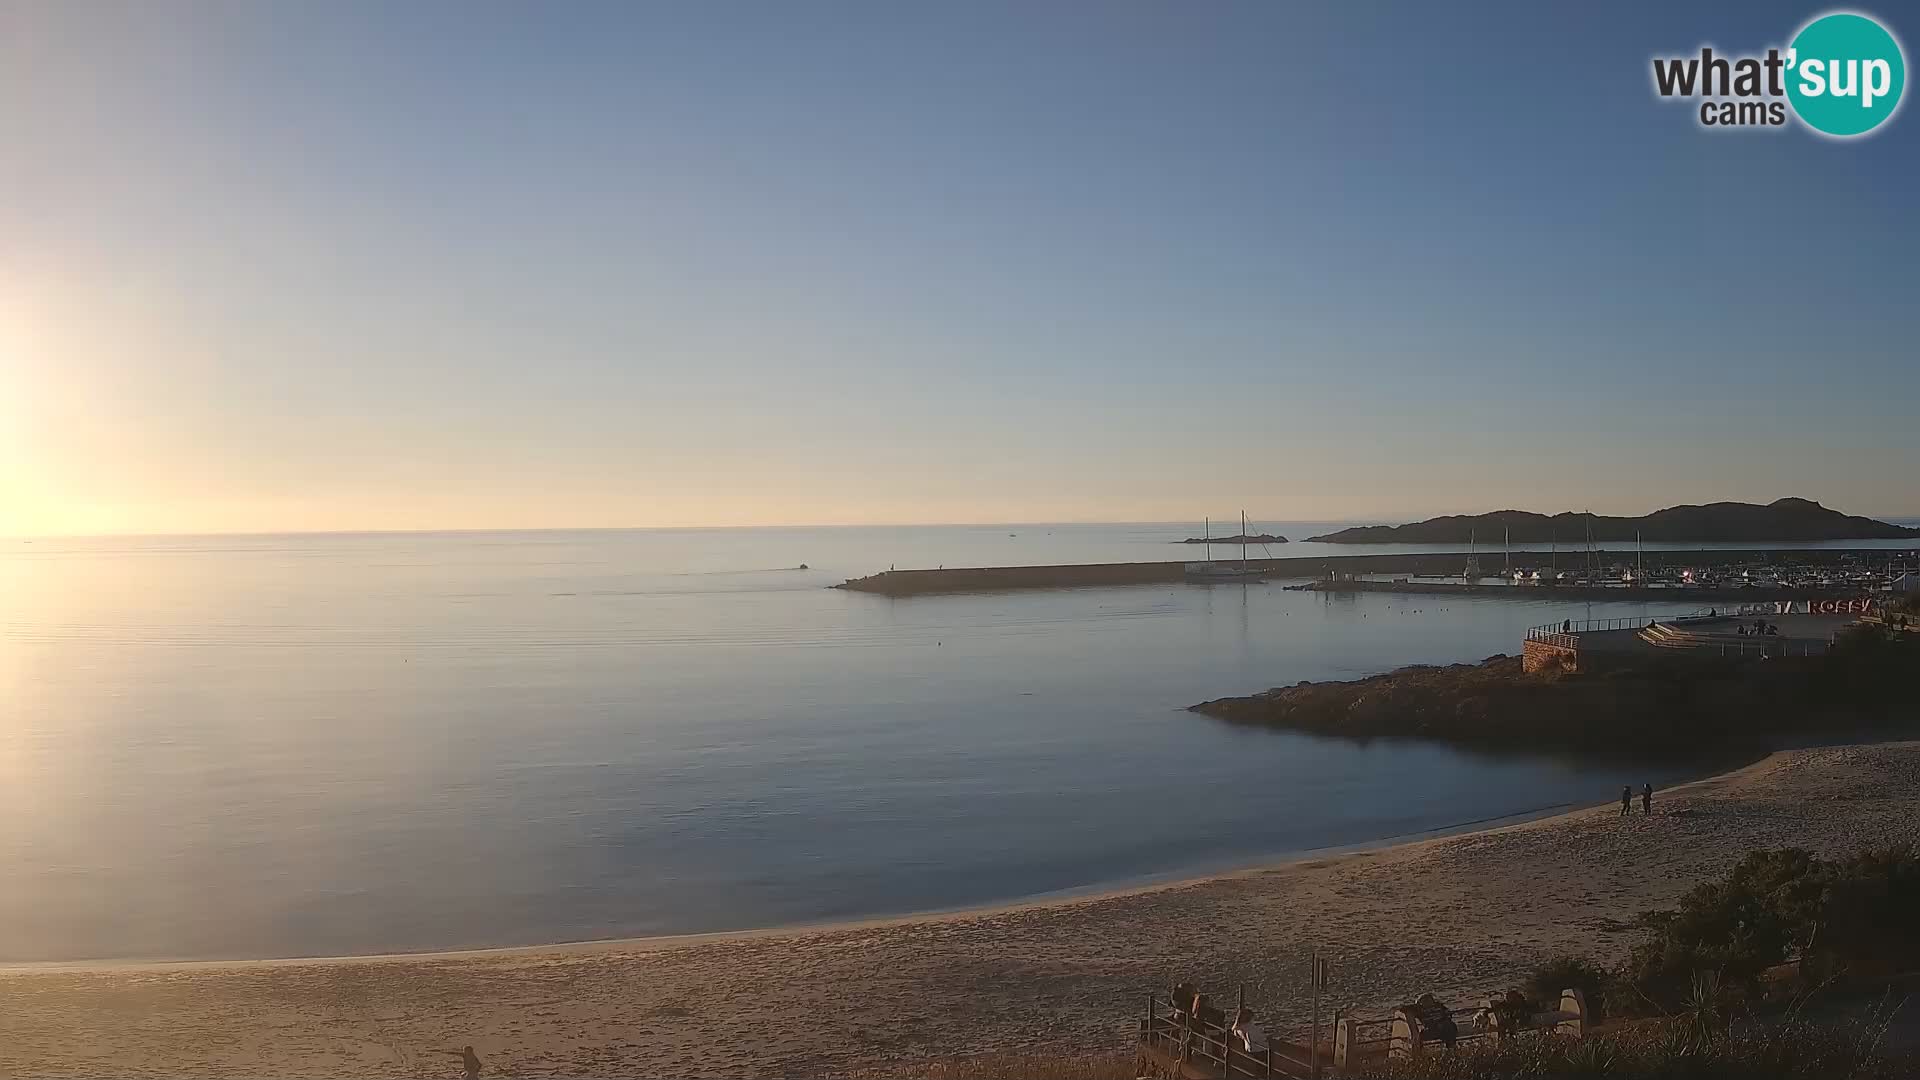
[1736,598,1878,616]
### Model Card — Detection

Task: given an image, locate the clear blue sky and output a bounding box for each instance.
[2,1,1914,534]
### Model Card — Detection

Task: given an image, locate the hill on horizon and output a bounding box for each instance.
[1305,498,1920,544]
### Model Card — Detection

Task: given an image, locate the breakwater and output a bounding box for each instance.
[835,554,1486,595]
[834,547,1897,597]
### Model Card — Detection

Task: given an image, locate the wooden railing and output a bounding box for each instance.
[1140,995,1314,1079]
[1144,986,1589,1077]
[1335,989,1589,1070]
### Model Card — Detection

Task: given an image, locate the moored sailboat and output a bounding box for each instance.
[1185,512,1267,582]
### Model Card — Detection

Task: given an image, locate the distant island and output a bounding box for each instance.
[1179,532,1287,545]
[1305,498,1919,544]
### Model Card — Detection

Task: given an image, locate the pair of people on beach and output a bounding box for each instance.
[1620,783,1651,816]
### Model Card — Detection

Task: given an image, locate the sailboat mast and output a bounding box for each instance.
[1241,510,1249,572]
[1204,517,1211,565]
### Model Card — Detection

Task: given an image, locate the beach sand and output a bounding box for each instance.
[4,742,1917,1078]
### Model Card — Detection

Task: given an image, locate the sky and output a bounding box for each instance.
[2,1,1915,536]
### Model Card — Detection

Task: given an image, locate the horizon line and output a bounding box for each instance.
[7,508,1920,546]
[0,517,1356,544]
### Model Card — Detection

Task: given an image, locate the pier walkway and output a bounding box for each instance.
[1522,613,1849,672]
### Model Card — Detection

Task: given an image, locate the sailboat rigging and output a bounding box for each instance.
[1185,511,1268,582]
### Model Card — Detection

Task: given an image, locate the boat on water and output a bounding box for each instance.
[1185,512,1268,582]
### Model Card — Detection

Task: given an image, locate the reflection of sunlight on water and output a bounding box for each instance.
[0,528,1778,962]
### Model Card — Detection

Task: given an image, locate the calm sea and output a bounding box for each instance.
[1,523,1907,962]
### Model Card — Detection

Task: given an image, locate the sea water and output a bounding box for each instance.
[0,524,1887,961]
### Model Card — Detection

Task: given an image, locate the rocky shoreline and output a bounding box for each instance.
[1189,642,1911,753]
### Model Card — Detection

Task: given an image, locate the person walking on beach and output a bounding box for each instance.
[1620,785,1632,817]
[1642,783,1653,815]
[439,1046,482,1080]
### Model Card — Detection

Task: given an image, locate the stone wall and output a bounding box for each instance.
[1522,638,1579,674]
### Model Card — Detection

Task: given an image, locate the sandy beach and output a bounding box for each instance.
[4,741,1917,1078]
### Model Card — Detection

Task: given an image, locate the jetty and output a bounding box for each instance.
[837,554,1458,595]
[834,548,1912,597]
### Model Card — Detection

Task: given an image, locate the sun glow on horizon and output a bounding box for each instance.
[0,288,51,540]
[3,5,1916,540]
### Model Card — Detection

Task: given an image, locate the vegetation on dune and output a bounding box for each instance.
[1352,1016,1910,1079]
[1417,845,1920,1076]
[862,847,1920,1078]
[858,1021,1915,1079]
[1524,955,1614,1023]
[1609,845,1920,1014]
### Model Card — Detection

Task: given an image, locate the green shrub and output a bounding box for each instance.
[1524,955,1614,1021]
[1614,845,1920,1015]
[1618,848,1828,1011]
[1813,844,1920,977]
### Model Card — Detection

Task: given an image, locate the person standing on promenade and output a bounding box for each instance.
[1620,785,1632,817]
[1642,783,1653,815]
[1232,1006,1268,1054]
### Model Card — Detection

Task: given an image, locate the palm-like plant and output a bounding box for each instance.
[1680,968,1726,1051]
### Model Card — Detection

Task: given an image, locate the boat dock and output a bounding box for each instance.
[1294,577,1869,603]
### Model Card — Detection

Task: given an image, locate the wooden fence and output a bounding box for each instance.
[1139,993,1315,1079]
[1341,988,1588,1067]
[1141,986,1590,1077]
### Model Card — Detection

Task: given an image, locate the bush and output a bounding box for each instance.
[1615,845,1920,1015]
[1814,844,1920,977]
[1619,848,1828,1012]
[1356,1015,1910,1078]
[1524,955,1613,1021]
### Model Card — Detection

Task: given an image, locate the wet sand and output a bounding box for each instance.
[4,742,1917,1078]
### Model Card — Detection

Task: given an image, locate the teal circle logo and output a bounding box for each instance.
[1786,12,1906,137]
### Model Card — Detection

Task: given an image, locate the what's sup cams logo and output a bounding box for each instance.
[1651,10,1906,137]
